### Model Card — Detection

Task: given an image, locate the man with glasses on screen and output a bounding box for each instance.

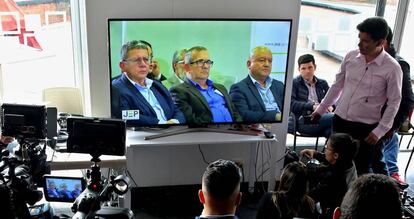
[229,46,284,123]
[162,48,187,89]
[170,46,242,125]
[111,40,185,125]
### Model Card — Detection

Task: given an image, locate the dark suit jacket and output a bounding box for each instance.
[229,76,284,123]
[111,74,185,125]
[170,79,242,125]
[290,75,330,116]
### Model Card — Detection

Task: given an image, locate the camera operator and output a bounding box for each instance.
[0,134,14,148]
[300,133,358,219]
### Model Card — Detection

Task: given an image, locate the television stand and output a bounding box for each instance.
[143,126,261,140]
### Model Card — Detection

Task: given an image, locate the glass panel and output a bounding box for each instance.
[298,0,378,84]
[399,0,414,79]
[0,0,75,103]
[383,0,400,28]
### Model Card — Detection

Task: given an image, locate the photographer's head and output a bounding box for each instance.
[278,162,308,198]
[325,133,358,165]
[199,159,242,216]
[333,174,401,219]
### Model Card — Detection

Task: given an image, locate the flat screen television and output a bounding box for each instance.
[108,19,292,127]
[1,103,46,139]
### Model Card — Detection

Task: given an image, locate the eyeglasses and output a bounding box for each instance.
[124,57,151,65]
[324,145,334,151]
[189,59,214,67]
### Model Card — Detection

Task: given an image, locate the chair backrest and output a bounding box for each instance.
[42,87,84,115]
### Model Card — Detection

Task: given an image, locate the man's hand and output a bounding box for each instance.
[383,129,396,140]
[327,106,334,113]
[166,119,178,124]
[300,149,317,159]
[150,60,160,78]
[310,111,321,122]
[365,132,379,145]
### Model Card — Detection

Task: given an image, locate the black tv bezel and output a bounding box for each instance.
[107,18,292,128]
[43,175,86,203]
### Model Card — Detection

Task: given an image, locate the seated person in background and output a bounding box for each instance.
[230,46,284,123]
[288,54,333,138]
[256,162,315,219]
[196,159,242,219]
[333,174,402,219]
[300,133,358,219]
[71,183,82,198]
[59,183,73,199]
[171,46,242,125]
[139,40,167,82]
[111,40,185,125]
[162,48,187,89]
[47,181,59,198]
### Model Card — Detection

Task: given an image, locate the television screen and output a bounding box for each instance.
[108,19,292,127]
[1,103,46,139]
[66,117,126,156]
[43,175,86,202]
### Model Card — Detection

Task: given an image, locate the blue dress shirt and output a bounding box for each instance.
[125,75,168,124]
[188,79,233,123]
[249,75,281,113]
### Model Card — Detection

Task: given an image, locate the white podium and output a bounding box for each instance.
[124,128,285,208]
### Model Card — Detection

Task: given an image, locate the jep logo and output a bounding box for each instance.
[122,110,140,120]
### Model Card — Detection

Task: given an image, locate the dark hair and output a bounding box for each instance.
[273,162,314,218]
[329,133,358,164]
[339,174,401,219]
[137,40,153,58]
[202,159,242,200]
[278,162,308,197]
[297,54,315,66]
[356,17,389,41]
[386,26,393,45]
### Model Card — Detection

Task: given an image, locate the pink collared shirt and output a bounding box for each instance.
[316,49,402,139]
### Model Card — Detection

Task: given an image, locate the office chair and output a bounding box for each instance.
[288,112,326,152]
[42,87,84,116]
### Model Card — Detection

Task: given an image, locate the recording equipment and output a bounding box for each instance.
[66,117,126,156]
[0,103,51,219]
[43,175,86,203]
[1,103,46,139]
[64,117,133,218]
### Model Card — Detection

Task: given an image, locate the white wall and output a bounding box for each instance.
[84,0,300,186]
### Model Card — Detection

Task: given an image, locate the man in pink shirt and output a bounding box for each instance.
[311,17,402,175]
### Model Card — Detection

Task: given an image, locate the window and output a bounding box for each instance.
[0,0,77,104]
[297,0,378,84]
[399,0,414,79]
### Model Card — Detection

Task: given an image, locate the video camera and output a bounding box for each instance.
[0,103,49,219]
[49,117,133,219]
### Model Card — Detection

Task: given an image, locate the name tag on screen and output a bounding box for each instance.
[122,110,140,120]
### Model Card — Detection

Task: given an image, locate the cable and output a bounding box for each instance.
[126,169,138,187]
[198,144,210,165]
